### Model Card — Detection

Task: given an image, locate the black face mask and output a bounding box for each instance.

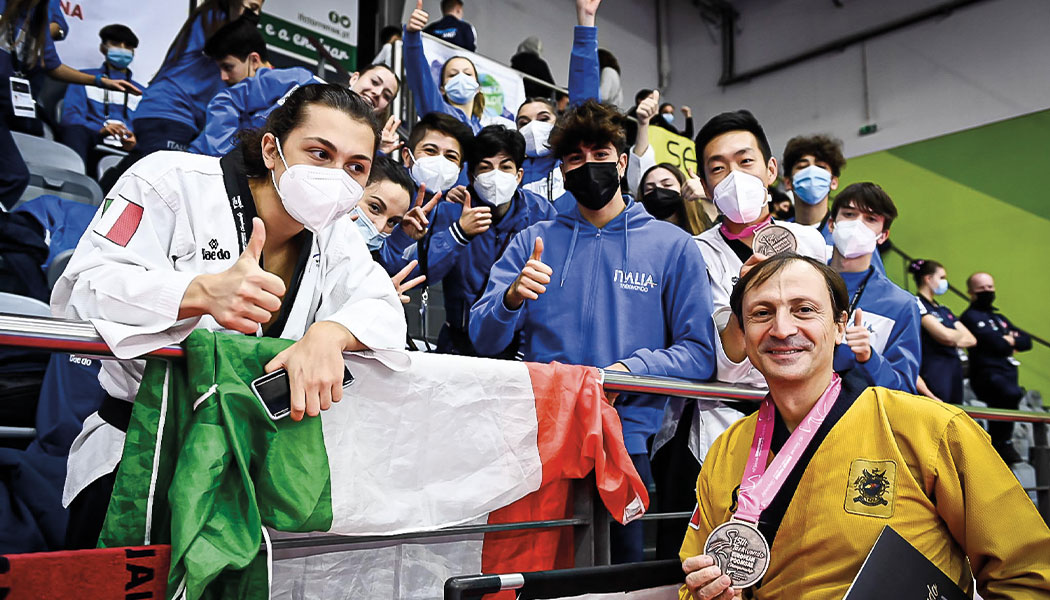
[641,188,682,220]
[564,161,621,211]
[974,290,996,310]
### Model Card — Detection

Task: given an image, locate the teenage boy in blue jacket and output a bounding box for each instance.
[59,24,143,169]
[469,100,717,562]
[390,125,556,356]
[828,182,921,393]
[372,112,475,273]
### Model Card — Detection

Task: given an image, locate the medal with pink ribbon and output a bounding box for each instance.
[702,373,843,588]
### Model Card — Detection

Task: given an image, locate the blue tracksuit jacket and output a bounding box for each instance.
[833,267,922,393]
[60,65,143,132]
[189,66,322,156]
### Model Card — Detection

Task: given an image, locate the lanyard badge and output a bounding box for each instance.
[9,76,35,118]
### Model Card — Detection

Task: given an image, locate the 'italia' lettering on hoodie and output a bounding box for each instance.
[614,269,658,292]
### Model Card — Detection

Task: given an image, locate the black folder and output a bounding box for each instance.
[843,526,969,600]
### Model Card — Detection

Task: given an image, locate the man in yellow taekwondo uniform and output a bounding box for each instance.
[678,253,1050,600]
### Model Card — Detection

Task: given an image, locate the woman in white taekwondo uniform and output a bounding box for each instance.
[52,84,407,548]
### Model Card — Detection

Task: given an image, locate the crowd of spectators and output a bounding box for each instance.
[1,0,1045,593]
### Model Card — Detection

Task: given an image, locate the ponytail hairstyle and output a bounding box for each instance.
[236,84,381,178]
[909,258,943,288]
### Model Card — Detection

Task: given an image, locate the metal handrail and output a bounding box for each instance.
[1,312,1047,552]
[2,312,1048,425]
[270,517,587,552]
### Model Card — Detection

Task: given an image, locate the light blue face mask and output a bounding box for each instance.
[791,165,833,205]
[353,206,389,251]
[934,278,949,296]
[106,47,134,70]
[661,113,675,126]
[444,72,480,105]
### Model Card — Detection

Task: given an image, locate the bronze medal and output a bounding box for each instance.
[752,224,797,257]
[702,519,771,589]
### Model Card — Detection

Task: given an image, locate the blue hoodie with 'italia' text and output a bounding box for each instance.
[469,198,717,454]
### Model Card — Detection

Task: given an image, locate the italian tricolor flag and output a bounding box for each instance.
[99,331,647,599]
[94,195,144,247]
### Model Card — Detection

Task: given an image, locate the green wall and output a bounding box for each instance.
[837,109,1050,404]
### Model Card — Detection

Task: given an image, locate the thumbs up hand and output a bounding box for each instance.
[682,167,708,203]
[844,308,872,363]
[181,217,287,334]
[504,237,552,310]
[456,187,492,238]
[407,0,429,32]
[636,89,660,124]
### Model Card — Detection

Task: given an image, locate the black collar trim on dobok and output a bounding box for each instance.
[718,227,754,265]
[755,368,871,551]
[219,148,313,338]
[219,148,260,256]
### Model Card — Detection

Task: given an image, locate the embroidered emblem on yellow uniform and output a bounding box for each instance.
[844,459,896,518]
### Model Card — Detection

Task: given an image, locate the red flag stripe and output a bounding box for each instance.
[104,201,144,247]
[482,362,650,585]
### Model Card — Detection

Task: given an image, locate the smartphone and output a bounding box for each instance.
[251,366,355,420]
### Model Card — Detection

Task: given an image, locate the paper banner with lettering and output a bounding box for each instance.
[421,33,526,122]
[649,126,698,176]
[259,0,360,71]
[53,0,187,78]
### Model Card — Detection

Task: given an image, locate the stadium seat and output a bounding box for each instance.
[11,131,85,174]
[36,77,68,134]
[47,249,75,290]
[96,154,124,183]
[0,292,50,317]
[14,166,104,209]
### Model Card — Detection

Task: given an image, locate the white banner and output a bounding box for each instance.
[421,34,526,122]
[55,0,188,81]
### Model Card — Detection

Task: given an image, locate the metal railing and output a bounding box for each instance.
[1,312,1047,565]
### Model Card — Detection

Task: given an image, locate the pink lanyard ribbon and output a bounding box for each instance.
[734,373,842,523]
[720,216,773,241]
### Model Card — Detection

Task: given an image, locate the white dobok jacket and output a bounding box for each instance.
[52,150,407,504]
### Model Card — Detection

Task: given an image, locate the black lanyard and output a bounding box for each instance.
[220,148,313,337]
[818,210,831,232]
[100,63,131,121]
[219,148,259,256]
[847,266,875,319]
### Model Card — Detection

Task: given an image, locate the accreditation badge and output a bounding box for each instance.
[9,76,35,119]
[702,519,770,589]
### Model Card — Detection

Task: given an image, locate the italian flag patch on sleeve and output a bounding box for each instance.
[94,195,144,247]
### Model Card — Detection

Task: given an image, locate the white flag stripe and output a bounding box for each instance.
[323,352,543,536]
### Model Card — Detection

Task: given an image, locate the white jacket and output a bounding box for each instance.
[52,151,407,504]
[693,221,828,387]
